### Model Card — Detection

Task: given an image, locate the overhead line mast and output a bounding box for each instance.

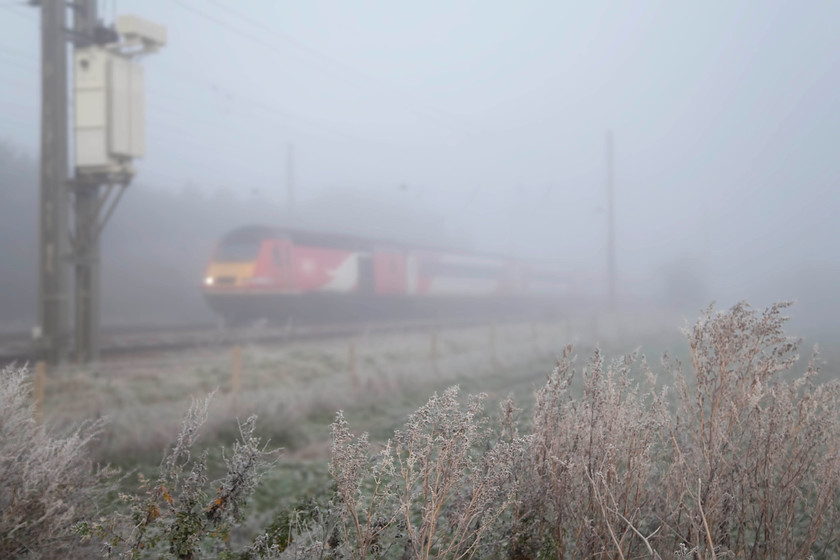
[33,0,165,363]
[287,143,295,224]
[71,0,103,364]
[36,0,69,363]
[607,130,616,311]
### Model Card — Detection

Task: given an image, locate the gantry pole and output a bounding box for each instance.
[37,0,69,363]
[71,0,101,363]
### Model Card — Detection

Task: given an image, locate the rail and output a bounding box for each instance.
[0,316,515,364]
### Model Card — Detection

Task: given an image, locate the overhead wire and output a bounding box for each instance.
[2,4,446,148]
[2,74,37,91]
[0,26,289,196]
[0,11,302,168]
[0,2,36,22]
[0,44,36,62]
[139,8,443,147]
[0,97,37,112]
[204,0,487,136]
[0,76,314,188]
[0,114,35,127]
[141,92,322,186]
[141,137,290,185]
[146,74,360,144]
[0,51,37,72]
[165,1,515,207]
[144,101,338,168]
[149,65,367,144]
[2,2,484,193]
[0,51,320,186]
[0,46,38,111]
[175,0,482,136]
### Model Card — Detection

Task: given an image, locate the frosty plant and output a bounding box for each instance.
[64,301,840,559]
[661,302,840,558]
[0,365,113,559]
[314,302,840,559]
[511,345,668,559]
[327,411,401,559]
[321,386,526,560]
[77,393,276,559]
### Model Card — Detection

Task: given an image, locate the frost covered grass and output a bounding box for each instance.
[37,316,663,467]
[4,304,840,558]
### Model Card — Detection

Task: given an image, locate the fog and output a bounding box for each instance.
[1,1,839,339]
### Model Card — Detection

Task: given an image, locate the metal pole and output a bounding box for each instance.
[231,344,242,410]
[430,330,439,376]
[287,143,295,224]
[606,131,615,311]
[72,0,101,363]
[38,0,69,364]
[347,340,359,394]
[34,361,47,424]
[73,184,100,362]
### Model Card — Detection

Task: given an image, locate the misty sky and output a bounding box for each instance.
[1,1,839,316]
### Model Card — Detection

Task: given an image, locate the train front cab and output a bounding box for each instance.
[203,228,297,325]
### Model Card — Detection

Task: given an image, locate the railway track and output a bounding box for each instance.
[0,316,512,365]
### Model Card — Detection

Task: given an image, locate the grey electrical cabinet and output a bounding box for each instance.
[74,47,144,175]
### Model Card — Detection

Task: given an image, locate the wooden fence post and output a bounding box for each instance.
[34,361,46,424]
[430,331,439,376]
[490,323,500,371]
[531,322,539,355]
[348,340,359,392]
[231,345,242,408]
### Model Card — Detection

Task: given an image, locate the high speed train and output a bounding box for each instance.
[202,225,572,325]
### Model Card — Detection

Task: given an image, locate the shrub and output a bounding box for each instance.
[54,301,840,559]
[77,393,276,559]
[661,302,840,558]
[0,364,112,559]
[274,387,528,559]
[277,302,840,559]
[515,302,840,559]
[513,346,668,559]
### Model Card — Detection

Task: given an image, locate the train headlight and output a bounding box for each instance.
[204,276,214,286]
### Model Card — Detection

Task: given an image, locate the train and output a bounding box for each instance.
[202,225,573,326]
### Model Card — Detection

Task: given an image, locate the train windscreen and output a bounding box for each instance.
[214,241,261,262]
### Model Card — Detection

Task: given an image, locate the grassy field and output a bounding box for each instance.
[21,305,840,558]
[39,312,680,459]
[31,313,677,521]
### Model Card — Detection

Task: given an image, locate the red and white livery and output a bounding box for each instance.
[203,225,570,325]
